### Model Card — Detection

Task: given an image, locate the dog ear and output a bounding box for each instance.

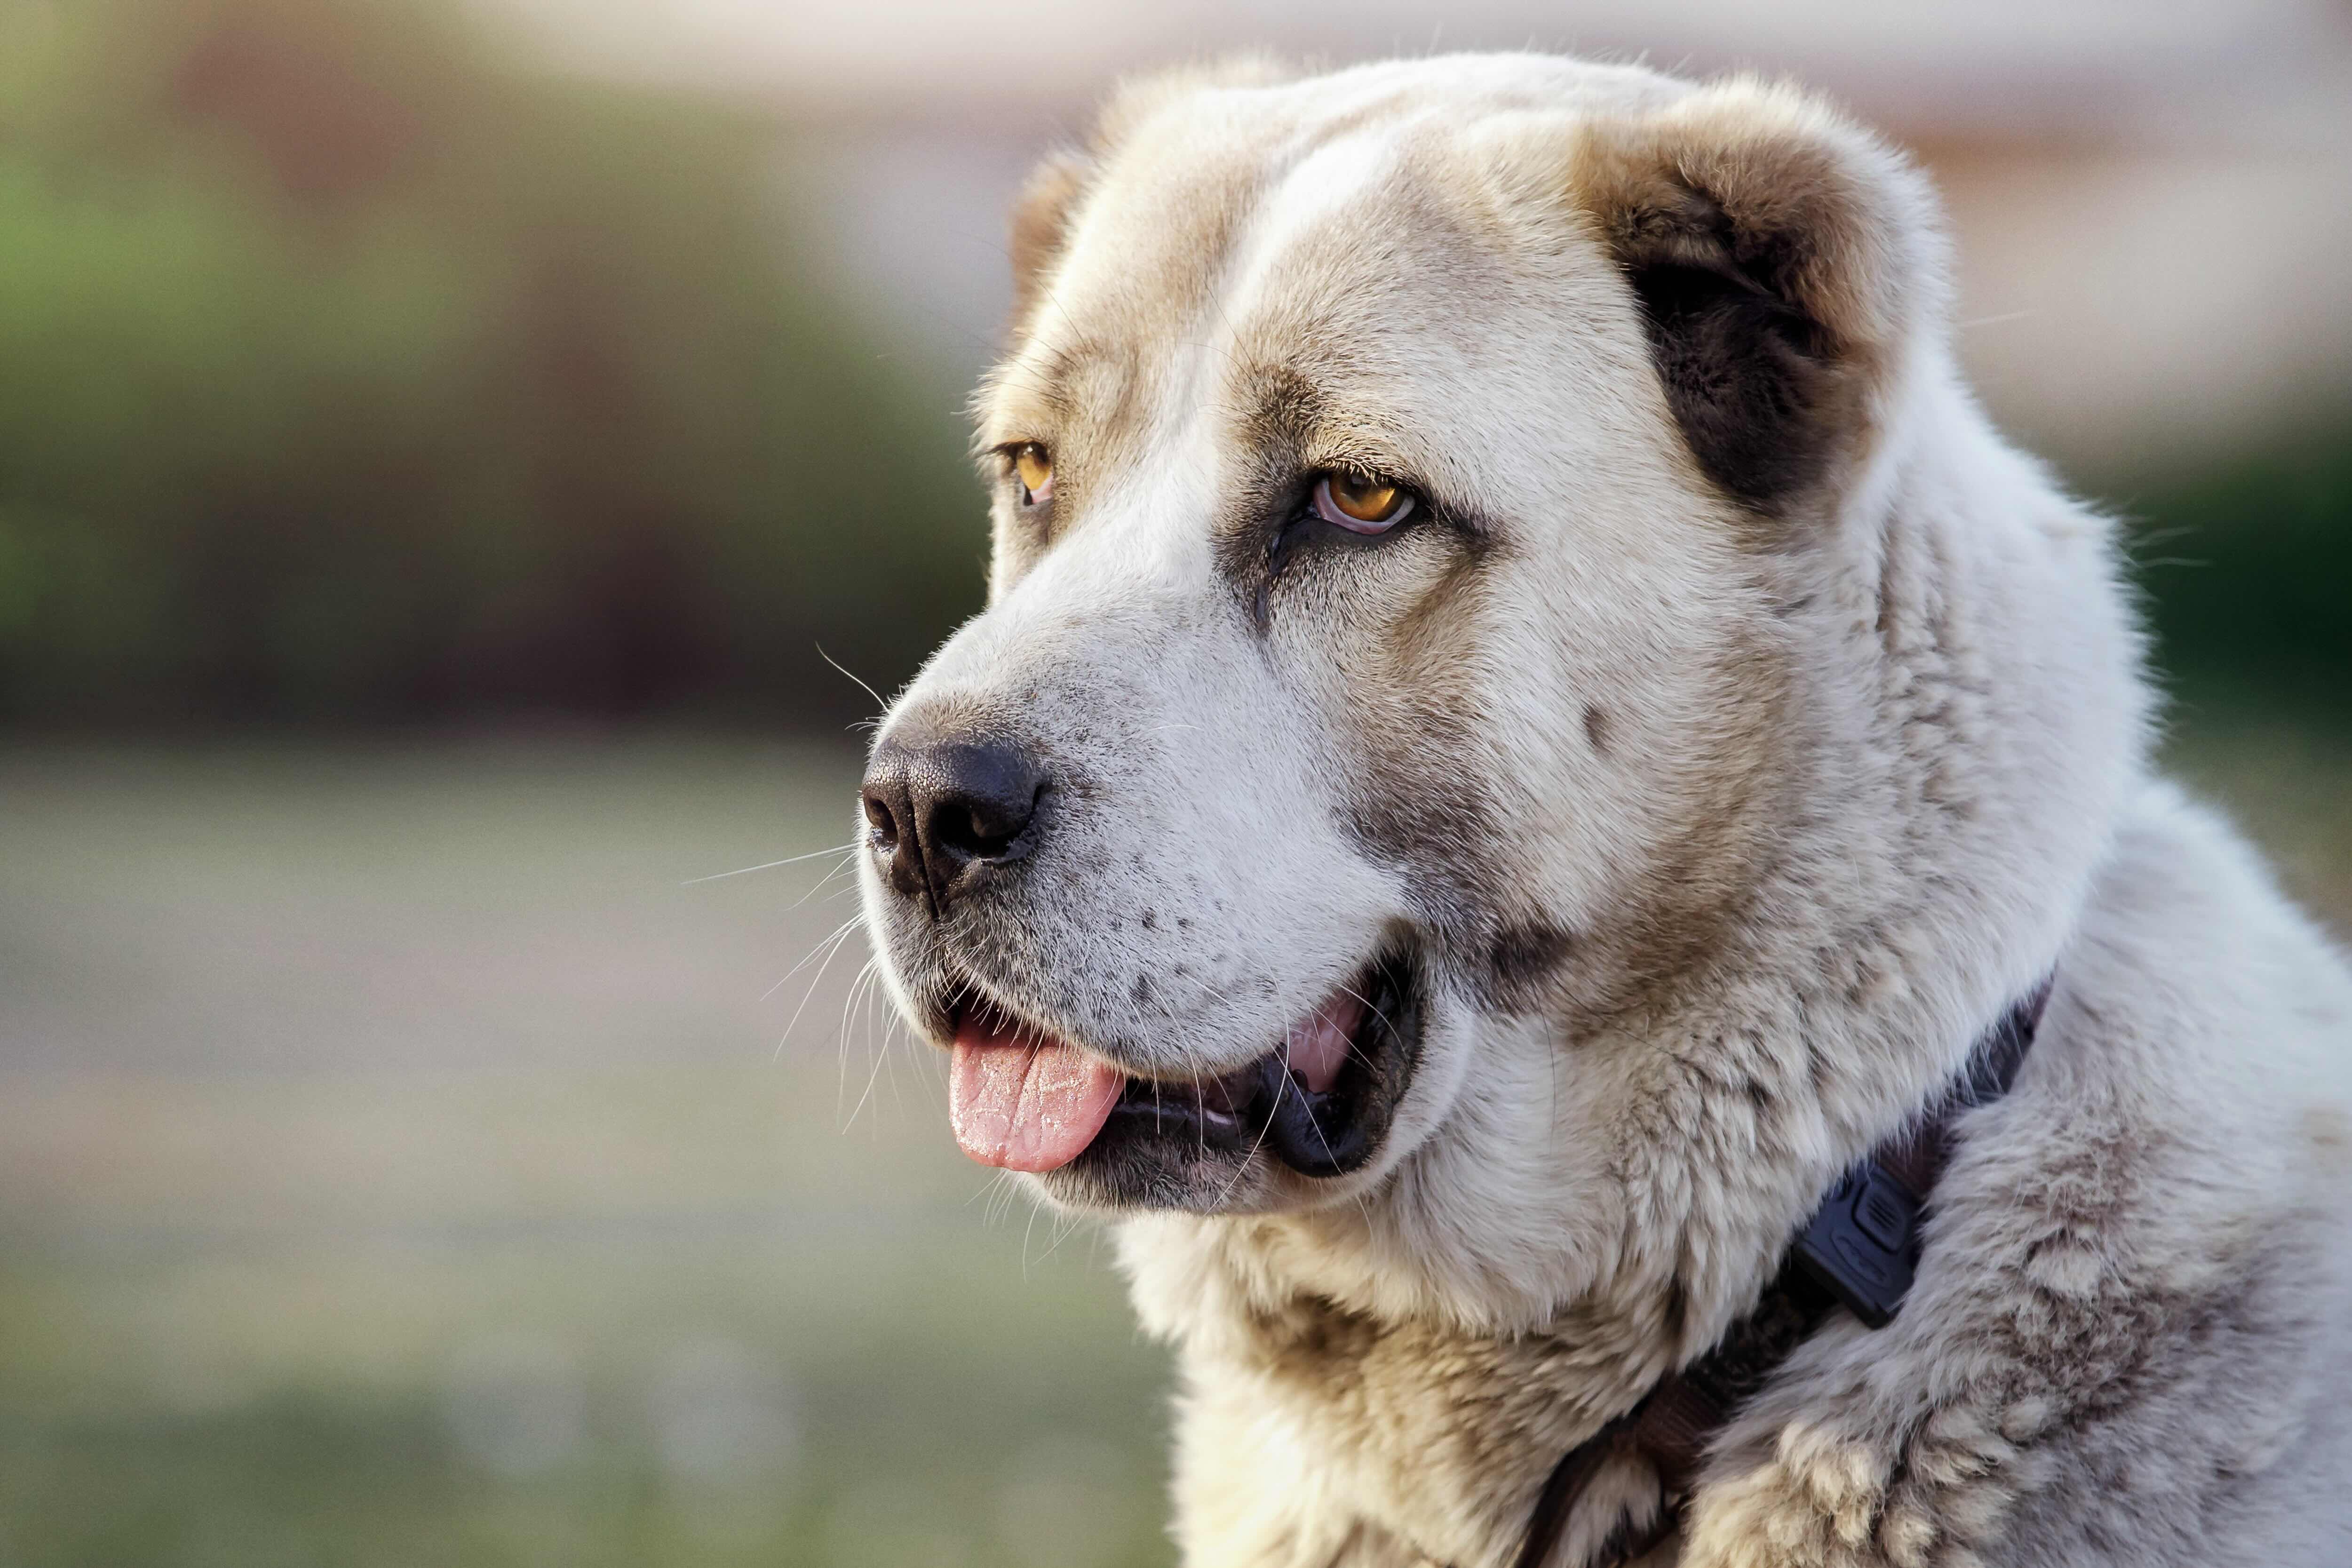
[1572,82,1943,514]
[1005,56,1294,339]
[1007,148,1090,335]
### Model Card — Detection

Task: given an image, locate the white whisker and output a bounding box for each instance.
[816,644,891,716]
[777,919,865,1062]
[682,842,855,885]
[767,915,863,1003]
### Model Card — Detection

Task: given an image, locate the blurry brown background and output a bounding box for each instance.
[1,2,2347,1565]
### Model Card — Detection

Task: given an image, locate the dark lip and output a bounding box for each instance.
[1072,947,1422,1183]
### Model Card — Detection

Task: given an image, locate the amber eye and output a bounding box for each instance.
[1010,443,1054,505]
[1311,472,1414,534]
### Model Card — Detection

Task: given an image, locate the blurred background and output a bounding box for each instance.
[1,1,2347,1564]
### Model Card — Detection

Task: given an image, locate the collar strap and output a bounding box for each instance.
[1513,978,2053,1568]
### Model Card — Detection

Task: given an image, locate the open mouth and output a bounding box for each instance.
[944,951,1420,1184]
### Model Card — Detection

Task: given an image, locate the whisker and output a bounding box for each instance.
[1032,1208,1087,1266]
[845,998,899,1131]
[682,842,855,885]
[777,919,866,1061]
[816,644,891,716]
[1215,1041,1287,1208]
[1335,980,1398,1071]
[766,915,863,1002]
[836,955,882,1122]
[789,856,866,911]
[987,1170,1021,1227]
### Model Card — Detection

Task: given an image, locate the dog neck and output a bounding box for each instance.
[1511,975,2053,1568]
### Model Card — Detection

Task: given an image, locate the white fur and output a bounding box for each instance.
[858,53,2352,1567]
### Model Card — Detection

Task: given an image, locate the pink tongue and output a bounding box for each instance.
[1285,989,1365,1094]
[948,1015,1125,1172]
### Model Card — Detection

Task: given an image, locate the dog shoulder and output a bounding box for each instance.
[1683,786,2352,1568]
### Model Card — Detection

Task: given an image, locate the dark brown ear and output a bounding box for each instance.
[1573,82,1940,514]
[1006,149,1089,335]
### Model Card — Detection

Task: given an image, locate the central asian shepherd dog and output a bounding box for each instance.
[850,52,2352,1568]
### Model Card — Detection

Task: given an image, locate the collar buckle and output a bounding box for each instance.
[1790,1159,1923,1328]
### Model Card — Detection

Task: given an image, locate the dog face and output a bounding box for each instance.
[858,56,1933,1226]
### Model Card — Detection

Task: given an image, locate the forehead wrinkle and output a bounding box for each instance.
[1214,128,1405,339]
[1184,129,1420,494]
[1225,358,1325,471]
[1223,353,1434,488]
[977,338,1117,446]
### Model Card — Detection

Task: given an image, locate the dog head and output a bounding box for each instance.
[854,56,2123,1309]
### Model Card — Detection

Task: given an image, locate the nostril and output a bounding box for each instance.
[921,742,1045,870]
[928,787,1038,864]
[861,791,900,849]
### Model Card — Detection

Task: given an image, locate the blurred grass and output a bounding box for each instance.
[0,741,1173,1568]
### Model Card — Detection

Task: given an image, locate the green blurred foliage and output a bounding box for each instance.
[0,0,981,729]
[2121,422,2352,719]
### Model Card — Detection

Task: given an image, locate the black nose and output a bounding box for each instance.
[860,731,1047,917]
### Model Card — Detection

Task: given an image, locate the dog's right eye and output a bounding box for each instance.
[1311,473,1415,534]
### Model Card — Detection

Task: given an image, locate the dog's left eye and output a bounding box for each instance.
[1311,473,1415,534]
[1009,443,1054,506]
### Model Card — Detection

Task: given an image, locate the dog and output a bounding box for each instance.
[853,52,2352,1567]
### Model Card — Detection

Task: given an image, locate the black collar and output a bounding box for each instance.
[1513,978,2054,1568]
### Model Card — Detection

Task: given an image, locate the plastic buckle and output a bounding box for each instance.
[1790,1161,1921,1329]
